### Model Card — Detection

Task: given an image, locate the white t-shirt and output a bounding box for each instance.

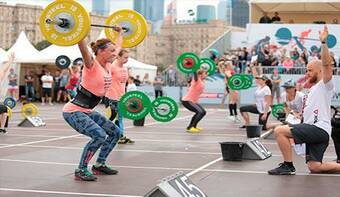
[302,79,335,135]
[281,91,305,113]
[254,85,272,113]
[41,75,54,88]
[126,84,137,92]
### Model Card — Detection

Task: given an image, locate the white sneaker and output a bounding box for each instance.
[227,116,235,121]
[234,116,241,122]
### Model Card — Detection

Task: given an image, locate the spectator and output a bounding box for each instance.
[65,65,80,100]
[270,69,282,104]
[271,12,281,23]
[133,75,141,86]
[142,73,151,85]
[41,71,54,105]
[7,68,18,100]
[165,64,177,86]
[290,48,300,61]
[153,71,164,98]
[24,70,35,101]
[57,69,69,102]
[259,12,271,23]
[127,76,137,92]
[53,70,61,102]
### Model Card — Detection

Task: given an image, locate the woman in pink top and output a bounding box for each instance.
[224,61,240,122]
[62,29,123,181]
[103,49,134,144]
[0,53,15,133]
[181,69,208,133]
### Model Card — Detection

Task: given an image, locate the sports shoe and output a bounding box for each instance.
[268,163,296,175]
[239,125,246,129]
[195,127,203,131]
[74,168,97,181]
[0,129,7,133]
[118,136,135,144]
[186,127,200,133]
[92,164,118,175]
[234,116,241,123]
[227,116,235,121]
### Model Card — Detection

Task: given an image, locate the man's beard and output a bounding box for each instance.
[308,74,318,84]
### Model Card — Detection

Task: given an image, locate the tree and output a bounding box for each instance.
[35,40,51,51]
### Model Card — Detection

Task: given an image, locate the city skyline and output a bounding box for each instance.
[0,0,219,20]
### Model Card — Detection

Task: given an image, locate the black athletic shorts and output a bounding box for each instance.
[0,104,8,114]
[291,123,329,163]
[42,88,52,97]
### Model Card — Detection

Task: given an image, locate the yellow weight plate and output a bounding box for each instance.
[6,106,12,119]
[105,9,147,48]
[39,0,91,46]
[21,103,39,118]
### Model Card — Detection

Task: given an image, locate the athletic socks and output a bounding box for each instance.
[229,104,234,116]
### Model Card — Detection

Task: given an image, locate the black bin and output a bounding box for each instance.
[220,142,244,161]
[246,125,263,138]
[133,117,145,126]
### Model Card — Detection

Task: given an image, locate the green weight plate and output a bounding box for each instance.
[176,52,200,74]
[272,104,285,118]
[228,74,246,90]
[150,96,178,122]
[119,91,151,120]
[241,75,253,89]
[199,58,216,76]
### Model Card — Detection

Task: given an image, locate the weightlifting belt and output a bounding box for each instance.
[71,86,102,109]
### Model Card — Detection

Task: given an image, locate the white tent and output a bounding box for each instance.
[250,0,340,24]
[0,48,8,63]
[7,31,42,63]
[124,58,157,81]
[39,44,83,64]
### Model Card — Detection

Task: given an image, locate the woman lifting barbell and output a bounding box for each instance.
[181,69,208,133]
[62,29,124,181]
[224,61,240,122]
[0,53,15,133]
[103,49,135,144]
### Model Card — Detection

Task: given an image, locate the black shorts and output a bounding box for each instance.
[239,104,271,130]
[0,104,8,114]
[291,124,329,163]
[42,88,52,97]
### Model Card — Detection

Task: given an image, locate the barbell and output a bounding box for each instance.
[39,0,147,48]
[105,91,179,122]
[6,103,39,119]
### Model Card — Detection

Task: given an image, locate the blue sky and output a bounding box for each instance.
[1,0,219,20]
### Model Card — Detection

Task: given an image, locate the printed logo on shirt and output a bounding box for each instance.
[104,76,112,91]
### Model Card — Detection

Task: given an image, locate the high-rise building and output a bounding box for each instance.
[231,0,249,28]
[196,5,216,22]
[217,0,232,25]
[92,0,110,16]
[133,0,164,22]
[217,0,249,28]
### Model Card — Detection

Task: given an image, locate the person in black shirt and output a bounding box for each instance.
[259,12,271,23]
[271,12,281,23]
[134,75,141,86]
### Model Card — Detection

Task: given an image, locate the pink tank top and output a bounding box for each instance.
[105,62,128,101]
[63,60,112,113]
[182,78,204,103]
